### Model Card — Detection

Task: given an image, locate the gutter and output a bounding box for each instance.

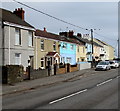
[2,21,5,66]
[3,21,35,31]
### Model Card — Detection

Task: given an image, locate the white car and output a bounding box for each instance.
[110,60,119,68]
[95,61,111,71]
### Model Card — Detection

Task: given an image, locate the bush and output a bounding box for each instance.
[2,65,24,84]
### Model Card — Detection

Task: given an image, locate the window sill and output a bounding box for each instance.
[28,46,34,48]
[41,50,45,52]
[14,45,22,47]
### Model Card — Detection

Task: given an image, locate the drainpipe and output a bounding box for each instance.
[35,36,38,69]
[2,21,5,66]
[8,25,10,65]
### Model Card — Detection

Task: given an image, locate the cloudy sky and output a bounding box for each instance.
[1,1,119,56]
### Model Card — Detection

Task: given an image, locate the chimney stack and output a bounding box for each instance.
[77,33,82,38]
[44,27,47,32]
[69,30,74,37]
[13,8,25,20]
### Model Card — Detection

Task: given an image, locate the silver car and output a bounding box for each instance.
[95,61,111,71]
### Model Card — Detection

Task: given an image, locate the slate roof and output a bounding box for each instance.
[35,29,81,45]
[74,36,103,47]
[0,8,34,28]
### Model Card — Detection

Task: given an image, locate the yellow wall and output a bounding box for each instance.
[93,45,100,61]
[34,37,60,69]
[108,45,114,60]
[76,45,86,62]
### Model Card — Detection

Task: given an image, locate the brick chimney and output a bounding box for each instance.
[44,27,47,32]
[13,8,25,20]
[69,30,74,37]
[77,33,82,38]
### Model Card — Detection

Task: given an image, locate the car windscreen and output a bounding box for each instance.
[98,62,108,65]
[110,62,114,64]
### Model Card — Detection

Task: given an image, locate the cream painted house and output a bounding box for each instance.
[94,38,114,60]
[34,29,60,69]
[76,44,86,62]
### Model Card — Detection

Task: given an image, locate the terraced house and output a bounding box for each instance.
[0,8,35,69]
[94,38,114,60]
[34,28,60,69]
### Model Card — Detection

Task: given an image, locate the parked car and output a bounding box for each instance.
[95,61,111,71]
[109,60,119,68]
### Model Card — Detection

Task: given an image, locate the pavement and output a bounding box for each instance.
[1,68,96,96]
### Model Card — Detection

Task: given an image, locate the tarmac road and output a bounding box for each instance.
[2,68,119,110]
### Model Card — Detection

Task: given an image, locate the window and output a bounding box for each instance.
[63,43,67,49]
[15,28,21,45]
[61,57,65,63]
[41,39,44,50]
[70,44,74,50]
[83,47,85,53]
[77,46,79,52]
[15,53,21,65]
[77,58,79,62]
[66,57,71,63]
[53,42,56,51]
[41,58,44,68]
[28,31,33,46]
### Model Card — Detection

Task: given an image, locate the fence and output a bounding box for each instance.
[56,63,78,74]
[78,62,91,70]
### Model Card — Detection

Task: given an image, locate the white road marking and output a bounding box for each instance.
[49,89,87,104]
[96,79,113,87]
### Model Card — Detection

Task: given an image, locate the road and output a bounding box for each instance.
[2,68,119,110]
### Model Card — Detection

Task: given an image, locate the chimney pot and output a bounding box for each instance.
[13,8,25,20]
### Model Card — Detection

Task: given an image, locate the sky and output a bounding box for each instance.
[1,1,119,56]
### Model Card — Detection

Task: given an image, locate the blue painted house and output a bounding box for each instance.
[59,31,77,65]
[59,41,76,65]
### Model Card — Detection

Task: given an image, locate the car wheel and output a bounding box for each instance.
[105,68,108,71]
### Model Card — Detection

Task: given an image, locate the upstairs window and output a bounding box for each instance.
[77,46,79,52]
[70,44,74,50]
[63,43,67,49]
[41,39,44,50]
[28,31,33,46]
[15,28,21,45]
[53,42,56,51]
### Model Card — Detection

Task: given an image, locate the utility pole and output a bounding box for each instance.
[118,39,120,59]
[90,29,94,68]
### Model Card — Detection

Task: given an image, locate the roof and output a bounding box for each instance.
[93,41,103,47]
[95,38,108,46]
[35,29,82,45]
[1,8,34,28]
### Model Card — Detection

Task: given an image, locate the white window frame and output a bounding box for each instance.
[28,31,33,47]
[66,57,71,64]
[53,42,56,51]
[41,58,44,68]
[41,39,44,51]
[15,53,21,65]
[15,28,21,45]
[63,43,67,49]
[70,44,74,50]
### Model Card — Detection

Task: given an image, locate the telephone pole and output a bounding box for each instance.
[118,39,120,59]
[90,29,94,68]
